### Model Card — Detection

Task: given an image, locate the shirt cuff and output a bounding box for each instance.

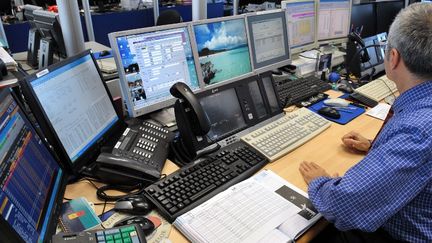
[308,176,334,198]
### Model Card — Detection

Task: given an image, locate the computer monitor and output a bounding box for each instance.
[317,0,352,45]
[193,15,253,87]
[0,88,66,243]
[33,9,67,68]
[246,10,291,72]
[109,23,201,117]
[23,4,43,67]
[22,51,125,172]
[282,0,318,54]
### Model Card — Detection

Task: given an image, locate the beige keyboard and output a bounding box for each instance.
[354,75,397,102]
[241,108,331,161]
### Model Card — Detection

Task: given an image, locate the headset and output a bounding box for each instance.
[169,82,211,166]
[348,32,370,63]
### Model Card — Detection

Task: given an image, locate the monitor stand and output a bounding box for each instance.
[27,28,40,68]
[150,107,176,128]
[38,37,54,69]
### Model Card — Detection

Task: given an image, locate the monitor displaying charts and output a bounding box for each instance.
[246,10,291,71]
[282,0,318,53]
[317,0,351,44]
[110,23,201,117]
[193,16,252,86]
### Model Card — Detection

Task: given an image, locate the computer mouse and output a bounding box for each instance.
[114,195,153,215]
[337,83,354,93]
[323,98,350,107]
[99,50,111,57]
[114,216,155,236]
[318,107,341,119]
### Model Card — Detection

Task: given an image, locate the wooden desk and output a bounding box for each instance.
[65,90,384,242]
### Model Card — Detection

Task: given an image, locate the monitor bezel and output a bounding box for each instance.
[245,9,292,73]
[109,22,203,118]
[281,0,319,54]
[316,0,352,46]
[191,14,256,92]
[21,50,127,174]
[0,88,68,243]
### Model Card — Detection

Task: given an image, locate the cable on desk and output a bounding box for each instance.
[96,183,147,202]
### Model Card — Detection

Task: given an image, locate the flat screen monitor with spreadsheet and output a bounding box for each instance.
[246,10,291,72]
[282,0,318,54]
[0,88,66,243]
[109,23,201,117]
[22,51,125,172]
[317,0,352,45]
[193,16,253,87]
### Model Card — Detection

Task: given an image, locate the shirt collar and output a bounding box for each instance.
[392,80,432,114]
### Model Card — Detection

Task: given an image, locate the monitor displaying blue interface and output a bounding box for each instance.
[0,89,63,243]
[283,0,317,53]
[111,25,200,117]
[193,17,252,86]
[246,10,291,71]
[29,54,119,163]
[317,0,351,43]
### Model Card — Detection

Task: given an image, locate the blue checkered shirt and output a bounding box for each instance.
[308,81,432,242]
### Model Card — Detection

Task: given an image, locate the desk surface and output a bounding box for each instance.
[65,90,383,242]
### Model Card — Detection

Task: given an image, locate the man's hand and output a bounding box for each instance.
[341,131,371,152]
[299,161,338,185]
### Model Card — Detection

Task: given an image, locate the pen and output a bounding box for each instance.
[331,107,354,113]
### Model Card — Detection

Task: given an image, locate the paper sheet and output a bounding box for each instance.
[366,103,391,120]
[175,180,299,243]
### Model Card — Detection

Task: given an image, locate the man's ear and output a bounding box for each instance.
[389,48,401,70]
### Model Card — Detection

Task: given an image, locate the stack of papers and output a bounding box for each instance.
[174,170,321,243]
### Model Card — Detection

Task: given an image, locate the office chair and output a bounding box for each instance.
[156,9,182,26]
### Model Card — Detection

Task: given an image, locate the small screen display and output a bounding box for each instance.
[200,88,247,140]
[262,76,280,113]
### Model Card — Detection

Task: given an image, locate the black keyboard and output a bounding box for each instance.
[274,75,332,107]
[349,92,379,108]
[144,141,269,222]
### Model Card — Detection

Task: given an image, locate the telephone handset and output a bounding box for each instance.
[170,82,210,135]
[169,82,211,166]
[348,32,370,63]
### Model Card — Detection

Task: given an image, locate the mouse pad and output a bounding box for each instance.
[308,96,365,125]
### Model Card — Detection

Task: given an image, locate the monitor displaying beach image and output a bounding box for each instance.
[194,18,252,86]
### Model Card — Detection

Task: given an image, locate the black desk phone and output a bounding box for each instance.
[84,121,174,185]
